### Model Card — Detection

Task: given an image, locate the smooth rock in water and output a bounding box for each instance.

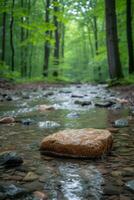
[34,191,48,200]
[74,100,91,106]
[21,118,34,125]
[38,121,60,129]
[95,100,114,108]
[125,180,134,192]
[67,112,80,118]
[114,119,128,128]
[0,117,15,124]
[0,151,23,167]
[0,184,27,198]
[71,94,84,98]
[38,105,55,112]
[40,128,113,158]
[5,95,13,101]
[23,172,38,182]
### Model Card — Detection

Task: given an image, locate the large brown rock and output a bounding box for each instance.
[40,128,113,158]
[0,117,15,124]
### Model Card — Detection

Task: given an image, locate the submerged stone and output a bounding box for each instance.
[95,100,114,108]
[38,105,55,112]
[0,184,27,198]
[114,119,129,128]
[67,112,80,118]
[74,100,91,106]
[38,121,60,129]
[125,180,134,192]
[0,151,23,167]
[40,128,113,158]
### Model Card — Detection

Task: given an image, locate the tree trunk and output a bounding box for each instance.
[105,0,123,79]
[10,0,15,71]
[20,0,25,77]
[43,0,50,77]
[61,23,65,58]
[126,0,134,74]
[93,16,98,55]
[53,0,60,76]
[1,1,7,62]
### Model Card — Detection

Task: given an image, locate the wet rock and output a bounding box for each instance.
[59,90,71,94]
[71,94,84,98]
[74,100,91,106]
[111,171,122,177]
[0,184,27,198]
[104,184,121,195]
[40,128,113,158]
[23,172,39,182]
[125,180,134,192]
[21,118,34,125]
[67,112,80,118]
[0,151,23,167]
[5,95,13,101]
[34,191,48,200]
[111,103,123,110]
[38,121,60,129]
[95,100,114,108]
[0,117,15,124]
[23,181,43,192]
[43,92,54,97]
[38,105,55,112]
[107,128,119,133]
[114,119,128,128]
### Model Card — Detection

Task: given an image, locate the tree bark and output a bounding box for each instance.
[43,0,50,77]
[126,0,134,74]
[53,0,60,76]
[93,16,98,55]
[1,0,7,62]
[20,0,25,77]
[10,0,15,71]
[105,0,123,79]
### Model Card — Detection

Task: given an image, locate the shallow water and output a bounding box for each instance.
[0,84,134,200]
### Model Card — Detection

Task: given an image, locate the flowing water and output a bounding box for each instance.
[0,84,134,200]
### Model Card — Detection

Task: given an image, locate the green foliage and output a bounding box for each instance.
[0,62,20,80]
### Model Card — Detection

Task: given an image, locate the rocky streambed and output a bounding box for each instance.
[0,84,134,200]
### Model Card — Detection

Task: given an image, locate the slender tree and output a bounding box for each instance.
[53,0,60,76]
[105,0,123,79]
[1,0,7,62]
[43,0,50,77]
[10,0,15,71]
[126,0,134,74]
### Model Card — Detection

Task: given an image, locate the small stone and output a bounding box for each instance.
[21,118,34,125]
[107,128,119,133]
[67,112,80,118]
[95,100,114,108]
[0,117,15,124]
[114,119,129,128]
[0,184,27,198]
[104,184,121,195]
[111,171,122,177]
[0,151,23,167]
[5,96,12,101]
[38,105,55,112]
[23,172,38,182]
[125,180,134,192]
[74,100,91,106]
[34,191,48,200]
[71,94,84,98]
[38,121,60,129]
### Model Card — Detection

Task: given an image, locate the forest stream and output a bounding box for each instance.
[0,84,134,200]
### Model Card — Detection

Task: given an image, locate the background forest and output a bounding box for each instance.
[0,0,134,83]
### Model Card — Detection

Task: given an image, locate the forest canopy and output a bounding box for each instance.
[0,0,134,83]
